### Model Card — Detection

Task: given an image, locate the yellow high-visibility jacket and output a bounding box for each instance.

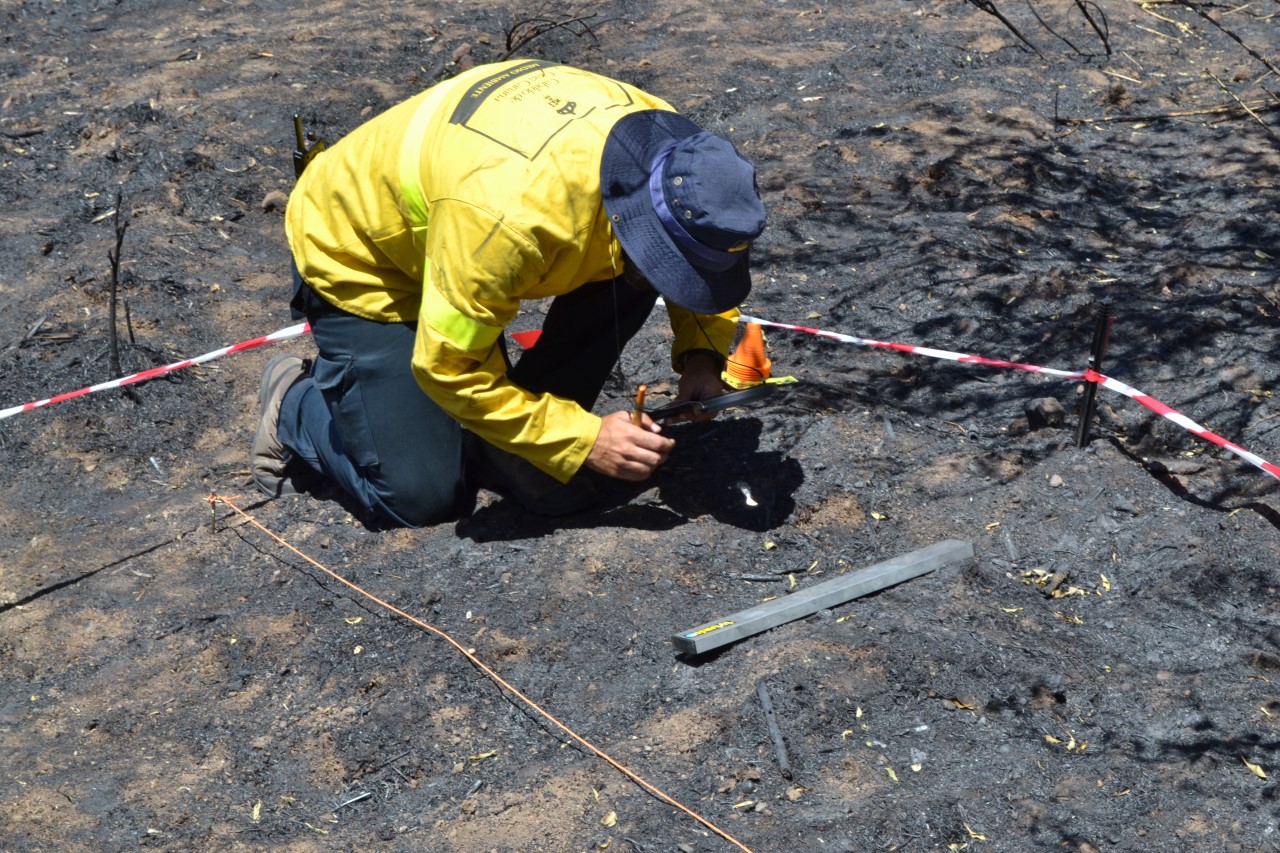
[286,60,739,482]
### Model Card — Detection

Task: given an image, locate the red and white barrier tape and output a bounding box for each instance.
[0,322,311,421]
[739,314,1088,380]
[2,314,1275,483]
[740,314,1279,483]
[1082,368,1280,480]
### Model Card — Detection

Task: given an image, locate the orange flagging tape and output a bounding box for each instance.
[206,494,757,853]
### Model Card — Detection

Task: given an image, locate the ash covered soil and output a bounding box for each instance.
[2,1,1280,851]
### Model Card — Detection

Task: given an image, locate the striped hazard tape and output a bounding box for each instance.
[1084,368,1280,481]
[0,322,311,421]
[740,314,1279,483]
[739,314,1088,380]
[1,315,1275,483]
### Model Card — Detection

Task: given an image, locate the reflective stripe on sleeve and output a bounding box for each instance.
[420,284,503,351]
[398,97,437,242]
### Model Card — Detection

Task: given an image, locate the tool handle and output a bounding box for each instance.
[631,384,648,426]
[291,114,328,178]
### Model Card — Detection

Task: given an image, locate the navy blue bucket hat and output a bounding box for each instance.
[601,111,767,315]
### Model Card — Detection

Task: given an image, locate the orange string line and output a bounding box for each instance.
[207,494,756,853]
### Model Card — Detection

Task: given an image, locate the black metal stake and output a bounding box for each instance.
[1075,298,1115,448]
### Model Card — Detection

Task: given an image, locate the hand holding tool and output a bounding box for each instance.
[646,383,775,422]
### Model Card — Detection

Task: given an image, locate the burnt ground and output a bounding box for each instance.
[2,1,1280,851]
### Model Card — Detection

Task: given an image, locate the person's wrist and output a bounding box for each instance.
[680,349,724,373]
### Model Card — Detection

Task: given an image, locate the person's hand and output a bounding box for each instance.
[670,350,729,423]
[585,410,675,481]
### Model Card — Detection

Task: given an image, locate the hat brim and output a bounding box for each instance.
[601,111,751,316]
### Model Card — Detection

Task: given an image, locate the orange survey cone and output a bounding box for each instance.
[724,322,771,389]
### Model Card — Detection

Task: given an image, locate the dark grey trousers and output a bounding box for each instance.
[278,268,657,527]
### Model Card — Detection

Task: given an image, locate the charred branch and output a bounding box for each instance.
[107,190,127,380]
[106,191,142,404]
[1072,0,1111,56]
[964,0,1045,58]
[499,2,600,61]
[1174,1,1280,80]
[971,0,1113,57]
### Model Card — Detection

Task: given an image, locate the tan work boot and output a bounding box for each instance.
[250,354,308,498]
[470,439,599,516]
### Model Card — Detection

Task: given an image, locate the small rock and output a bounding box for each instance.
[451,43,475,71]
[1048,474,1065,488]
[1248,650,1280,673]
[1113,499,1139,515]
[260,189,289,212]
[1006,416,1030,436]
[1025,397,1066,430]
[1218,364,1262,390]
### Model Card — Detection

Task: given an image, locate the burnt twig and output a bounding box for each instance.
[499,3,600,60]
[755,679,793,780]
[107,191,127,380]
[1072,0,1111,56]
[0,127,45,139]
[1023,0,1108,56]
[964,0,1044,58]
[1044,570,1069,598]
[106,192,142,404]
[1056,100,1280,125]
[125,300,136,345]
[1175,1,1280,80]
[4,313,48,355]
[984,0,1115,57]
[1024,1,1082,55]
[331,791,371,811]
[1206,68,1280,144]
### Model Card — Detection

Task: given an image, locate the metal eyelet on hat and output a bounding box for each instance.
[684,210,693,219]
[673,176,683,186]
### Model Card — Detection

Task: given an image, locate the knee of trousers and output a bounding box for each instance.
[372,462,468,529]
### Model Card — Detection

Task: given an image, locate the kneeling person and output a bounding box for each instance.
[251,59,768,527]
